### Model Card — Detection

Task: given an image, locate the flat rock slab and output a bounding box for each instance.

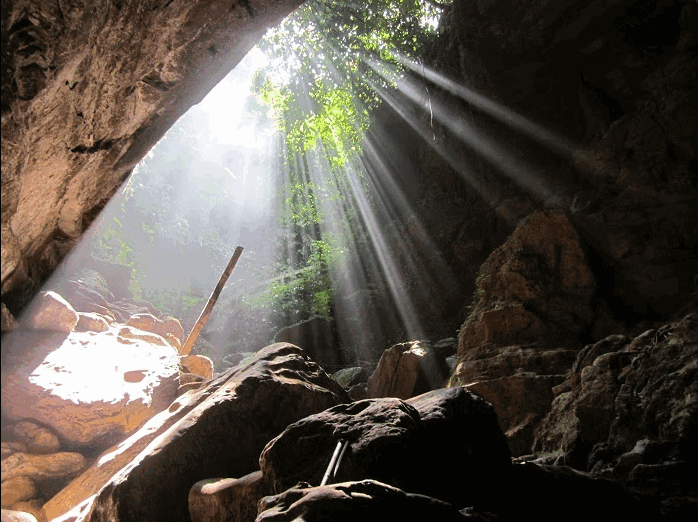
[256,480,469,522]
[1,325,180,449]
[43,343,349,522]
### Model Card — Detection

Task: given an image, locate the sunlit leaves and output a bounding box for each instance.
[287,86,369,168]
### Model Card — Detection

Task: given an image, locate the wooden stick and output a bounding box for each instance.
[180,246,243,355]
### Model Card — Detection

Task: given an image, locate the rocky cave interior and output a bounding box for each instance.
[1,1,697,521]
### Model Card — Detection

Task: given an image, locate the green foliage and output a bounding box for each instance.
[254,0,450,168]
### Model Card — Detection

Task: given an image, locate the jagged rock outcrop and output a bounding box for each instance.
[458,210,596,350]
[451,210,593,455]
[43,343,350,522]
[533,313,698,519]
[0,0,304,313]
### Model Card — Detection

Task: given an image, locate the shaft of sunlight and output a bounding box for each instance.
[392,52,579,158]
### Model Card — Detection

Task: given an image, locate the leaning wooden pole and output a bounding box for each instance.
[181,246,244,355]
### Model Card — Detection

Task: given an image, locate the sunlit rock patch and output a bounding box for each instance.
[1,294,183,452]
[2,326,180,449]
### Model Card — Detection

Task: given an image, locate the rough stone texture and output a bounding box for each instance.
[180,354,214,380]
[533,314,698,519]
[366,341,447,399]
[189,471,269,522]
[458,211,596,353]
[1,325,180,449]
[331,367,368,389]
[12,421,60,454]
[451,340,580,455]
[262,387,510,510]
[22,292,78,333]
[42,343,349,522]
[256,480,469,522]
[1,451,86,484]
[429,0,698,323]
[74,313,109,333]
[0,510,38,522]
[1,443,27,460]
[1,302,18,332]
[454,343,578,384]
[116,324,169,347]
[1,476,37,508]
[125,313,185,351]
[0,0,305,313]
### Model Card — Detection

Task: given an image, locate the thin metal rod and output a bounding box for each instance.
[320,440,344,487]
[181,246,243,355]
[331,440,349,479]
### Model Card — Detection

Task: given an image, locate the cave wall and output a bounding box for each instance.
[0,0,303,314]
[1,0,696,327]
[365,0,697,333]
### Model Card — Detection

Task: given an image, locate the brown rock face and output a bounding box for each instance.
[42,343,349,522]
[1,476,38,508]
[0,0,304,312]
[22,292,79,333]
[11,420,60,454]
[366,341,447,399]
[1,451,87,484]
[180,354,214,380]
[459,210,596,353]
[125,313,184,351]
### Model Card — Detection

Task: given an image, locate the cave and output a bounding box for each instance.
[1,1,697,521]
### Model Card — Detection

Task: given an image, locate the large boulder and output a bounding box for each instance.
[1,477,37,509]
[366,341,447,399]
[261,387,510,510]
[1,325,180,449]
[180,354,214,380]
[1,451,87,487]
[256,480,469,522]
[42,343,350,522]
[21,292,78,333]
[11,421,60,455]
